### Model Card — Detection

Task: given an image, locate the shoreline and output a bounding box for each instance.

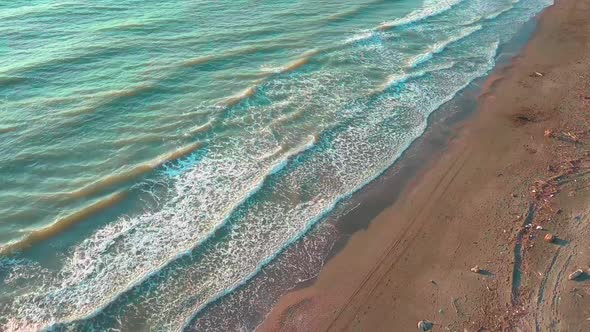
[258,0,590,330]
[191,20,531,330]
[188,13,542,330]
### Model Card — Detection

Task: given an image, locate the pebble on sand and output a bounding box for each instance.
[417,320,433,331]
[470,265,481,274]
[544,233,555,243]
[568,269,584,280]
[544,129,553,138]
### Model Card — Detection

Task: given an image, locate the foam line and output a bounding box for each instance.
[408,25,483,68]
[379,0,464,30]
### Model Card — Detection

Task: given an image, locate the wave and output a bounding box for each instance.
[0,42,129,79]
[113,22,146,29]
[344,30,375,44]
[111,133,176,146]
[41,135,318,329]
[57,142,203,202]
[0,125,18,134]
[378,0,464,30]
[407,24,483,68]
[216,50,320,108]
[372,61,457,95]
[95,21,148,32]
[462,0,521,26]
[215,53,322,107]
[213,49,320,83]
[280,49,319,73]
[0,192,126,255]
[184,120,214,137]
[485,0,521,20]
[218,86,257,107]
[181,54,217,67]
[0,2,79,20]
[55,84,156,117]
[0,75,25,86]
[270,106,307,128]
[345,0,465,45]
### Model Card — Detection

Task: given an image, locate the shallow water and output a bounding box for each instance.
[0,0,552,330]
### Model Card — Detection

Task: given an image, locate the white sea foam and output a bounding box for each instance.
[344,30,375,44]
[379,0,464,29]
[374,61,456,94]
[407,24,483,68]
[485,1,518,20]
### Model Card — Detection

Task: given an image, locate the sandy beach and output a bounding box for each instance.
[258,0,590,330]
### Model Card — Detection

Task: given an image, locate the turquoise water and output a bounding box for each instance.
[0,0,552,330]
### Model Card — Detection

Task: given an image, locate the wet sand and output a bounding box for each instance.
[258,0,590,330]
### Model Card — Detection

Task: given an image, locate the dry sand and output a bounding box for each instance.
[258,0,590,330]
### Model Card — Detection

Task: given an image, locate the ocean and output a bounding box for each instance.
[0,0,552,330]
